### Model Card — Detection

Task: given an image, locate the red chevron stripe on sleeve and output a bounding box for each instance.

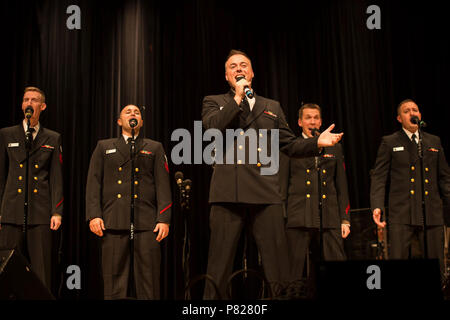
[56,198,64,209]
[160,203,172,214]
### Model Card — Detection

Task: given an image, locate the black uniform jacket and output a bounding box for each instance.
[0,124,63,225]
[202,91,321,204]
[370,130,450,226]
[86,136,172,231]
[280,139,350,229]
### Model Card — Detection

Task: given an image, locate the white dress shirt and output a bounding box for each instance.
[22,120,40,140]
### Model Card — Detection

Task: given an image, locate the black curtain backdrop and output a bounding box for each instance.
[0,0,449,299]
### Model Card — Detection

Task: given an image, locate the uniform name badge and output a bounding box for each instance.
[393,146,404,152]
[106,148,117,154]
[8,142,19,148]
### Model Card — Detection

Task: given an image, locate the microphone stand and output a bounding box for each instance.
[183,180,191,211]
[417,126,428,259]
[22,117,33,262]
[179,183,186,209]
[127,127,137,298]
[175,173,193,299]
[181,180,192,299]
[316,155,324,262]
[311,129,324,262]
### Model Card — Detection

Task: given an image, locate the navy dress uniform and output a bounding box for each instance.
[86,135,172,299]
[370,129,450,280]
[0,123,63,288]
[202,91,321,299]
[279,136,350,280]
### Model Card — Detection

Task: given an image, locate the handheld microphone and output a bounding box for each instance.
[411,116,427,128]
[235,75,254,99]
[175,171,184,187]
[310,128,320,137]
[25,106,34,119]
[129,118,138,128]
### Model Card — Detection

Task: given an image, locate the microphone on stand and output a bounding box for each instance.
[235,75,254,99]
[410,116,429,259]
[24,106,34,150]
[178,175,192,297]
[129,118,138,145]
[411,115,427,128]
[127,116,138,298]
[129,118,138,128]
[25,106,34,119]
[22,105,35,262]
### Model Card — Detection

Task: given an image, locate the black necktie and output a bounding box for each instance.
[411,133,421,158]
[240,98,251,119]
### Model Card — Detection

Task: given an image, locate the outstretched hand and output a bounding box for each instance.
[317,124,343,148]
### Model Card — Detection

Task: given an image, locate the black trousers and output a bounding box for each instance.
[101,229,161,300]
[389,223,445,282]
[203,203,291,300]
[286,227,346,281]
[0,223,52,288]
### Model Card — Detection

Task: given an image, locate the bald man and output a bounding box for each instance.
[86,105,172,299]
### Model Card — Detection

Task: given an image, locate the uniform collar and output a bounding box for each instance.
[122,132,141,144]
[402,127,418,141]
[22,119,40,138]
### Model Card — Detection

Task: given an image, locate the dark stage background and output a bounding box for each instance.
[0,0,449,299]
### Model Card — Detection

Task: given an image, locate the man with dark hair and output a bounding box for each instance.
[0,86,63,289]
[280,103,350,282]
[201,50,343,299]
[86,105,172,299]
[371,99,450,284]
